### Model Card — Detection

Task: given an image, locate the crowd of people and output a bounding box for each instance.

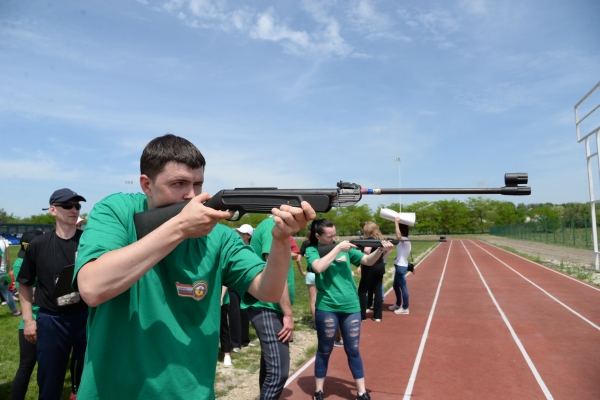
[1,134,414,400]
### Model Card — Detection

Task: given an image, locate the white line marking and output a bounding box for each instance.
[402,242,453,400]
[461,241,554,400]
[469,241,600,331]
[285,356,315,388]
[478,241,600,293]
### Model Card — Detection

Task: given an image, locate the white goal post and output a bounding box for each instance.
[575,81,600,270]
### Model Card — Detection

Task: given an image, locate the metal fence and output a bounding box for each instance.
[490,217,596,249]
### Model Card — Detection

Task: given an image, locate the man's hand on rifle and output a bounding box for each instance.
[271,201,316,239]
[176,193,236,238]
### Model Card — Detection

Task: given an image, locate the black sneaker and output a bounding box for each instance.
[313,390,324,400]
[357,390,371,400]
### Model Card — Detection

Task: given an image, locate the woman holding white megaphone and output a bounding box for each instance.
[389,214,411,315]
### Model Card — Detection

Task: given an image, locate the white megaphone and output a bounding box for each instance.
[379,208,416,227]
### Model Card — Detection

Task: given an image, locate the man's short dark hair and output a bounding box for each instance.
[140,134,206,180]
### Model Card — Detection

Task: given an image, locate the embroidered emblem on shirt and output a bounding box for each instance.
[176,280,209,301]
[335,256,347,262]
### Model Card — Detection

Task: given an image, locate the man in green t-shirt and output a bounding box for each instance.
[74,134,315,400]
[244,216,295,400]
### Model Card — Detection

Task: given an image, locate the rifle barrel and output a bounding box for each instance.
[361,187,531,196]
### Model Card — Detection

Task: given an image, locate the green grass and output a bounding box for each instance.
[0,245,74,400]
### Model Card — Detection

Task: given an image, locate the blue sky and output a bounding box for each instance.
[1,0,599,218]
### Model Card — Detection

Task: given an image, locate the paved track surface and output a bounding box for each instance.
[283,239,600,399]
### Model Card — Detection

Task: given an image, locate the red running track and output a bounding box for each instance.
[283,239,600,399]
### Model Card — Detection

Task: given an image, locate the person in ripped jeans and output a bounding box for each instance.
[305,219,393,400]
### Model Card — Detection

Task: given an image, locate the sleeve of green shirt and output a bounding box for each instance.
[74,194,139,291]
[348,248,365,267]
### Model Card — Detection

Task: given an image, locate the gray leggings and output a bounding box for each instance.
[248,307,290,400]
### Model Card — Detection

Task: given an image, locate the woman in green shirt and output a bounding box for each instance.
[305,219,393,400]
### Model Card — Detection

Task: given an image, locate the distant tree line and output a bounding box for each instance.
[224,198,594,236]
[1,200,592,236]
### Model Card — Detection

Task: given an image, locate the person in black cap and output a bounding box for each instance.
[18,188,88,400]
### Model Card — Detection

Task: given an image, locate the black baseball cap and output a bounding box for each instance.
[18,230,44,258]
[42,188,86,210]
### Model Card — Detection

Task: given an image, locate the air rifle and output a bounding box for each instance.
[314,237,447,258]
[134,173,530,240]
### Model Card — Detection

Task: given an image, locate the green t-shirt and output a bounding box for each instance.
[12,257,39,330]
[242,217,294,313]
[73,193,265,399]
[305,246,364,314]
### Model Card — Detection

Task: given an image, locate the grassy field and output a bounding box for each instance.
[0,240,435,399]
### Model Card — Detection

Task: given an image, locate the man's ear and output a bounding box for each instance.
[140,174,152,197]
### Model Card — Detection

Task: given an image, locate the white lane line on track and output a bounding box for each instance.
[478,241,600,293]
[285,357,315,388]
[469,240,600,331]
[461,241,554,400]
[402,241,453,400]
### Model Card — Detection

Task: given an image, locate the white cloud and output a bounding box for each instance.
[150,0,353,58]
[346,0,392,33]
[458,0,489,15]
[397,7,460,47]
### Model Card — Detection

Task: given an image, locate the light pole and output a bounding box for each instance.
[394,157,401,213]
[125,180,133,193]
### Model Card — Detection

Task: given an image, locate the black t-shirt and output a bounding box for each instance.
[18,230,88,313]
[359,237,386,276]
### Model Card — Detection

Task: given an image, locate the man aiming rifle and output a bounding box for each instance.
[74,134,316,399]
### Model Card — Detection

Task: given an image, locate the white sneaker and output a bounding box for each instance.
[394,308,409,315]
[224,354,232,367]
[372,318,381,322]
[366,308,373,314]
[388,304,401,311]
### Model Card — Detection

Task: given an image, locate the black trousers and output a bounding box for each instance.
[228,288,250,348]
[358,267,384,320]
[220,304,232,353]
[36,308,87,400]
[11,329,37,400]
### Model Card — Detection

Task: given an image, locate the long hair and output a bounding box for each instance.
[308,219,335,246]
[400,223,410,238]
[362,221,384,239]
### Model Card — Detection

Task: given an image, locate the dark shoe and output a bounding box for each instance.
[313,390,324,400]
[13,310,22,317]
[357,390,371,400]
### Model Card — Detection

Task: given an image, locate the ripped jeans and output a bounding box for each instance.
[314,310,364,379]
